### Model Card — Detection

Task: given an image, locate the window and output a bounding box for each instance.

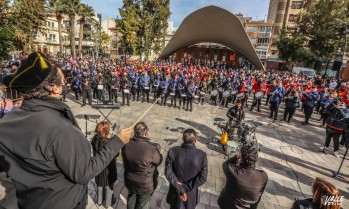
[52,22,54,28]
[250,38,257,44]
[291,1,303,9]
[257,38,270,44]
[256,50,268,59]
[246,26,258,33]
[47,21,50,27]
[259,26,272,32]
[289,14,298,22]
[49,34,56,41]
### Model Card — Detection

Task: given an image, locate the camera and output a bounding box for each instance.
[214,120,259,157]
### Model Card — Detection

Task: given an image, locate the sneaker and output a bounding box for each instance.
[319,146,329,151]
[333,151,340,158]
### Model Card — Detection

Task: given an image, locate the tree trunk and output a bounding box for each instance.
[69,13,76,59]
[78,18,84,59]
[57,15,63,54]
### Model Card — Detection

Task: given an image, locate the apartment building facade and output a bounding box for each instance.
[244,21,273,67]
[33,14,99,55]
[267,0,305,60]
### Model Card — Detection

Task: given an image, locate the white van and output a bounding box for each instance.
[292,67,316,78]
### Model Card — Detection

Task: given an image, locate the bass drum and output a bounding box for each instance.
[255,92,263,99]
[211,89,218,96]
[236,93,244,101]
[223,91,230,98]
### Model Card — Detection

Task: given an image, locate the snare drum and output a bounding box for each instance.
[236,93,244,100]
[247,86,252,91]
[211,89,218,96]
[181,94,187,97]
[97,85,104,90]
[123,89,130,94]
[144,86,149,90]
[194,95,199,99]
[200,91,206,96]
[223,91,230,98]
[255,92,263,99]
[218,87,223,92]
[230,90,237,96]
[170,93,175,96]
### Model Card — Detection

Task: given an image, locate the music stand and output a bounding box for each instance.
[75,114,101,137]
[91,101,121,133]
[332,145,349,182]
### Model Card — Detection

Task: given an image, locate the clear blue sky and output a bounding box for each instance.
[81,0,270,27]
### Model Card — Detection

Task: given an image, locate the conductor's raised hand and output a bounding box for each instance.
[116,127,133,144]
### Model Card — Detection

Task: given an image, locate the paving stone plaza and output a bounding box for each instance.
[1,94,349,209]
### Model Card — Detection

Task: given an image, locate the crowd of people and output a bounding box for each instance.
[0,52,346,209]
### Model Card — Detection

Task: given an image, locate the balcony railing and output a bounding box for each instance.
[258,32,271,37]
[258,54,267,59]
[256,43,270,48]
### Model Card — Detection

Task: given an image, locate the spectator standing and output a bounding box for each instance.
[91,122,118,208]
[122,122,163,209]
[165,129,208,209]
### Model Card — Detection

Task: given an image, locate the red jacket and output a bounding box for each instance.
[266,84,275,95]
[253,82,267,93]
[342,90,349,106]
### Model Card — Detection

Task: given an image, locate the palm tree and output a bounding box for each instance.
[48,0,65,54]
[77,3,94,58]
[62,0,81,59]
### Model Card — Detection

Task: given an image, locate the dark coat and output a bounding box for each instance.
[91,134,118,187]
[218,157,268,209]
[165,143,208,209]
[122,136,163,195]
[325,106,349,130]
[0,97,124,209]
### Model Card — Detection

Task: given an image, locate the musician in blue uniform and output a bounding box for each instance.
[301,86,320,125]
[160,76,170,106]
[177,79,187,109]
[186,80,196,112]
[169,77,178,108]
[140,71,150,103]
[269,81,284,121]
[153,75,161,103]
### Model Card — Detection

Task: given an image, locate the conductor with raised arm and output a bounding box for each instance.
[0,52,133,209]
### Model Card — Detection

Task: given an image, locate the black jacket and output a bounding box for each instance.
[165,143,208,209]
[325,106,349,130]
[285,96,299,108]
[218,156,268,209]
[0,97,124,209]
[91,134,118,187]
[122,136,162,195]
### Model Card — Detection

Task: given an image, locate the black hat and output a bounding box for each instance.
[3,52,52,93]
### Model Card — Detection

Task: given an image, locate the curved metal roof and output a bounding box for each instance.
[159,6,264,70]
